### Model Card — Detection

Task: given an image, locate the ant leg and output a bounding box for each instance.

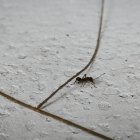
[91,82,97,88]
[73,79,79,85]
[82,82,86,87]
[93,83,97,88]
[82,74,87,79]
[74,80,80,85]
[80,83,83,87]
[91,81,97,88]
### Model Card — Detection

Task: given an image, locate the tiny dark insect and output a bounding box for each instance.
[74,73,105,88]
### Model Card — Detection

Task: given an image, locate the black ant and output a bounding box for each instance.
[74,73,105,88]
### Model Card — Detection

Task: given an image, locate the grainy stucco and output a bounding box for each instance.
[0,0,140,140]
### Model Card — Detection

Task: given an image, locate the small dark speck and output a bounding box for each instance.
[51,37,57,41]
[56,50,59,54]
[125,59,128,62]
[119,95,123,98]
[66,34,70,37]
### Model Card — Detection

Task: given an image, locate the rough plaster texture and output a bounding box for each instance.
[0,0,140,140]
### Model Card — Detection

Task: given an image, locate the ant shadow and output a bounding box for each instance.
[41,80,99,110]
[41,84,81,109]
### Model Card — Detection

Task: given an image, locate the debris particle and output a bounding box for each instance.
[98,101,111,111]
[98,123,110,132]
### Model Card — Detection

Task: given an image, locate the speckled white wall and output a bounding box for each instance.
[0,0,140,140]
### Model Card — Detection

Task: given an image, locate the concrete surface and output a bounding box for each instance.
[0,0,140,140]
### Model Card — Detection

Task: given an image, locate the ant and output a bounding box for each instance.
[74,73,105,88]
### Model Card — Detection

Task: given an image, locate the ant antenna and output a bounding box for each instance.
[82,74,87,78]
[94,73,105,80]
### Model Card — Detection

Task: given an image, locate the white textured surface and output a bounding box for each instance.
[0,0,140,140]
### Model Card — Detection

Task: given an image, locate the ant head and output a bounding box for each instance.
[76,77,82,82]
